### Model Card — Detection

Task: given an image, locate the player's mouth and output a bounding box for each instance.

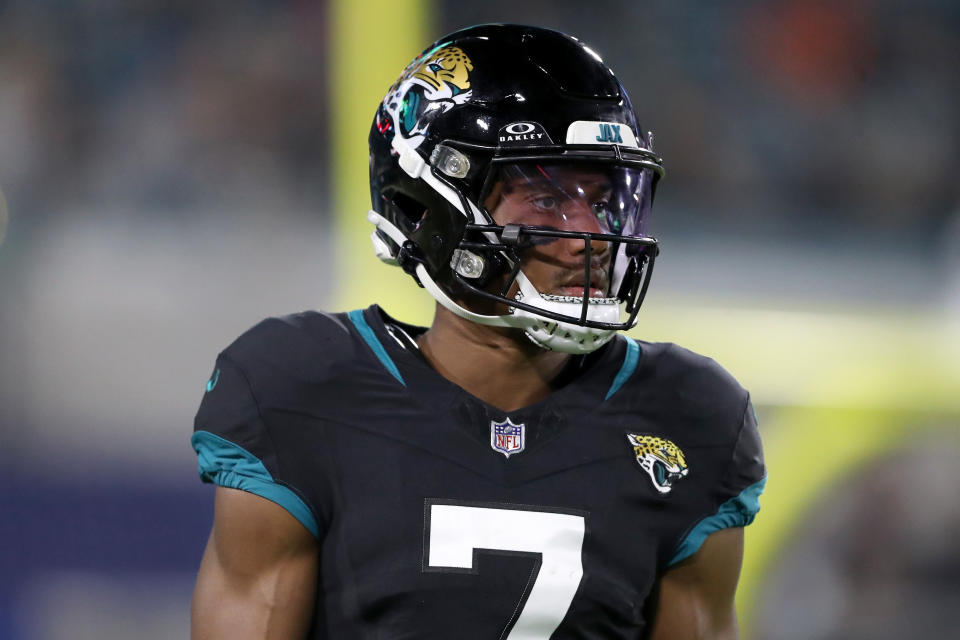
[557,286,608,298]
[556,269,609,298]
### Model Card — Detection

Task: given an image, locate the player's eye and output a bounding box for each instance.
[592,201,611,219]
[532,195,558,211]
[593,201,619,231]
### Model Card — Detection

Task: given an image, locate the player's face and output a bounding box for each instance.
[485,164,620,298]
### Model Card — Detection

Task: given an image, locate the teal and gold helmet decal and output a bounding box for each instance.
[380,44,474,148]
[627,434,689,494]
[410,45,472,95]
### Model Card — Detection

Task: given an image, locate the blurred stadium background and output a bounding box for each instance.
[1,0,959,638]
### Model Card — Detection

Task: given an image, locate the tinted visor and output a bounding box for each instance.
[482,162,655,238]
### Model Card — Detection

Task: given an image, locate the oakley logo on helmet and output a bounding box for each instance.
[505,122,535,134]
[498,121,553,145]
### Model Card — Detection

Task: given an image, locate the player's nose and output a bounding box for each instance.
[558,199,609,257]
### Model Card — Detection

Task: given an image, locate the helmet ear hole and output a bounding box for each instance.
[389,191,428,226]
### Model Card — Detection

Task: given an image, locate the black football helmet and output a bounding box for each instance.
[368,24,664,353]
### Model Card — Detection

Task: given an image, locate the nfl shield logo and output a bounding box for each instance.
[490,417,526,458]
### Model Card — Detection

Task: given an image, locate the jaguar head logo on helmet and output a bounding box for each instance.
[368,24,665,354]
[380,45,475,147]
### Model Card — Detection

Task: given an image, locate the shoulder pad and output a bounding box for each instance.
[222,311,360,382]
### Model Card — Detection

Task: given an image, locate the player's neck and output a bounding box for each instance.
[417,306,571,413]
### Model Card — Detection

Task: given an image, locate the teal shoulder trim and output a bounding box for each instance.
[605,336,640,400]
[347,309,406,386]
[669,476,767,566]
[191,430,320,538]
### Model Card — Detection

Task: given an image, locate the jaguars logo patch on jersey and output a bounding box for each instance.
[627,434,689,494]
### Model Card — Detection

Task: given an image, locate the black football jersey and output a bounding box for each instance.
[192,305,765,639]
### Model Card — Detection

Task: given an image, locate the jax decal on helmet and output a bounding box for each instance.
[367,24,665,354]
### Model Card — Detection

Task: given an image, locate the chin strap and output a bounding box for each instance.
[367,209,620,353]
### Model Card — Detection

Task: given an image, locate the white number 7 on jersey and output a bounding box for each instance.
[424,501,586,639]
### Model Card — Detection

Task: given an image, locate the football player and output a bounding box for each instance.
[191,24,765,640]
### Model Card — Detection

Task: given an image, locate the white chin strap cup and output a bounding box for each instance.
[511,274,619,354]
[367,209,622,354]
